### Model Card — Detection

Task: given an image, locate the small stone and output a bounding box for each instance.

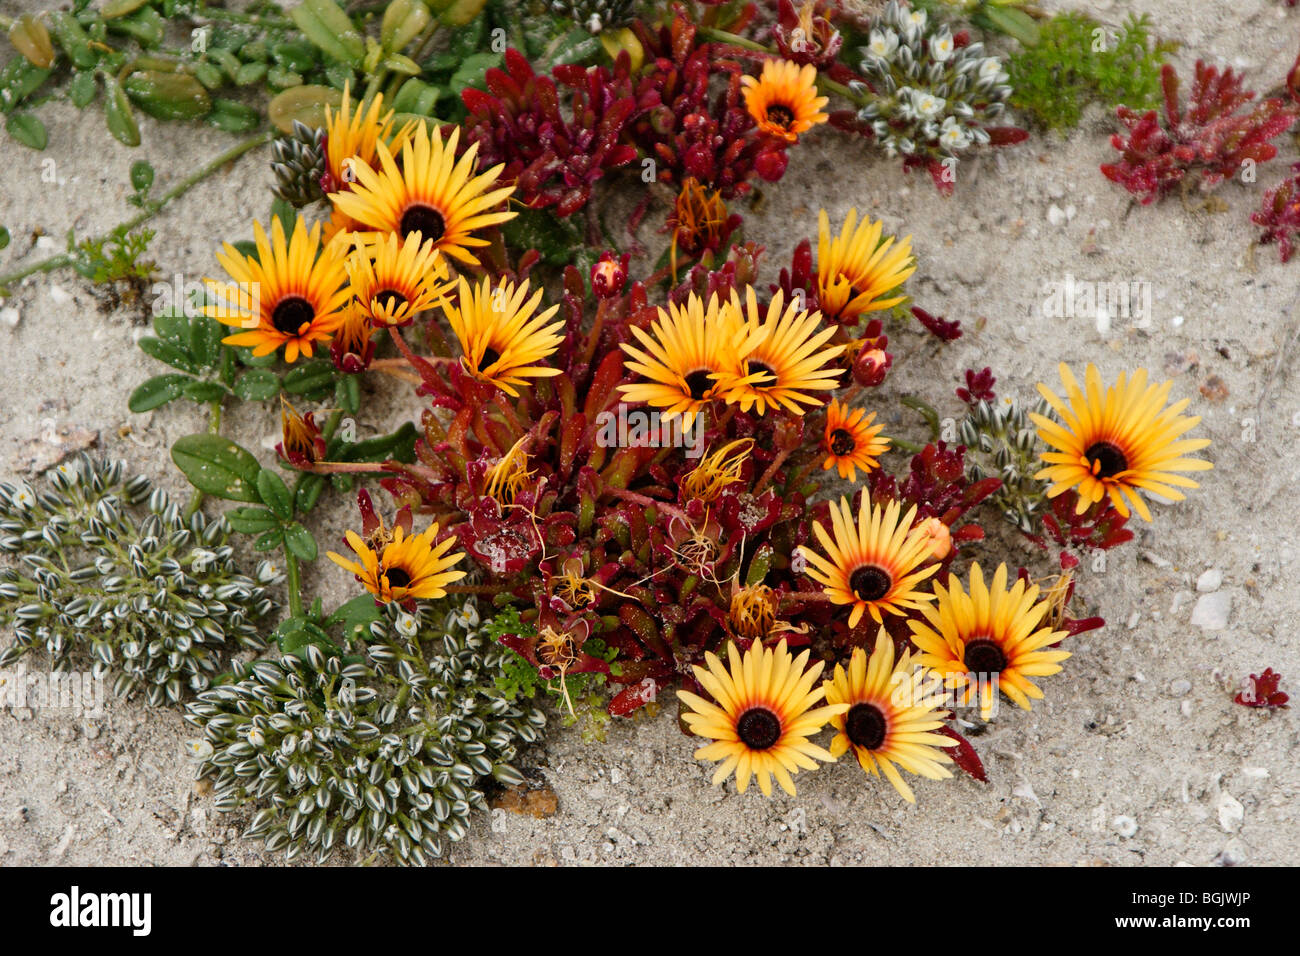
[1197,569,1223,592]
[1171,314,1185,328]
[1112,815,1139,838]
[0,306,19,329]
[1170,679,1192,697]
[1216,840,1246,866]
[35,236,59,253]
[1047,203,1066,226]
[49,284,72,305]
[1141,550,1173,569]
[1216,790,1244,833]
[1199,375,1229,403]
[1190,591,1232,631]
[610,767,623,785]
[1126,611,1141,629]
[1180,700,1193,717]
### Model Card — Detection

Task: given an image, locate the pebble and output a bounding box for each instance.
[1196,568,1223,592]
[610,767,623,785]
[1170,679,1192,697]
[1125,611,1140,629]
[1112,815,1139,838]
[49,284,72,305]
[0,306,19,329]
[1216,841,1246,866]
[1190,592,1232,631]
[35,236,59,253]
[1141,550,1172,568]
[1180,700,1193,717]
[1171,314,1185,328]
[1216,790,1244,833]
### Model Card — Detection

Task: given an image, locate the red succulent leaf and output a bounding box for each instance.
[1235,668,1289,709]
[936,724,988,782]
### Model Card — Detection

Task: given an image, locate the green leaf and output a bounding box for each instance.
[336,420,418,464]
[233,368,280,401]
[270,196,297,238]
[129,159,154,193]
[128,373,192,412]
[282,358,335,396]
[745,543,774,588]
[0,226,10,251]
[283,521,318,561]
[295,473,326,513]
[256,468,294,521]
[225,505,280,534]
[183,380,228,403]
[274,615,340,661]
[290,0,365,66]
[975,6,1041,46]
[171,434,263,502]
[335,374,360,416]
[448,52,498,97]
[189,316,224,369]
[501,209,581,266]
[325,593,383,630]
[5,113,47,150]
[254,528,284,551]
[67,71,96,108]
[138,336,200,374]
[207,98,261,133]
[153,309,190,345]
[103,75,141,147]
[235,344,278,368]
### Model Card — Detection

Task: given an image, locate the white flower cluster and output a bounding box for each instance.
[854,1,1012,162]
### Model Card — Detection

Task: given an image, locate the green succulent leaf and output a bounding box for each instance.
[225,505,280,534]
[283,521,318,561]
[5,112,47,150]
[233,368,281,401]
[282,358,336,397]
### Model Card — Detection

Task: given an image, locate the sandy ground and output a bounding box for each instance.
[0,0,1297,866]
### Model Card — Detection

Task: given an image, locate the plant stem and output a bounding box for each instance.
[286,551,304,617]
[818,76,861,103]
[185,399,224,518]
[698,26,769,54]
[0,130,272,295]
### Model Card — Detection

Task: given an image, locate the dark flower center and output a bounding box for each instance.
[684,368,714,400]
[385,567,412,589]
[736,707,782,750]
[845,702,887,751]
[766,104,796,129]
[746,360,777,384]
[399,204,446,243]
[849,565,892,603]
[1084,441,1128,479]
[963,638,1007,675]
[271,296,316,335]
[375,289,408,314]
[830,428,856,457]
[480,346,502,370]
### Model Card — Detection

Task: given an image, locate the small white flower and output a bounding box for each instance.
[9,484,35,512]
[457,601,479,628]
[395,612,418,638]
[930,28,954,62]
[184,739,214,760]
[938,116,971,151]
[246,726,266,748]
[867,28,899,60]
[912,88,946,119]
[905,8,927,34]
[978,57,1007,85]
[190,548,216,573]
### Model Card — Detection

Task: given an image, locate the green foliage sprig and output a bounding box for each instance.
[1008,13,1175,131]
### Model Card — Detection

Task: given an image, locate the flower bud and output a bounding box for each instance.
[590,252,629,299]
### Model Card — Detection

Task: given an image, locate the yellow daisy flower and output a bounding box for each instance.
[618,292,756,430]
[740,59,829,143]
[1030,363,1213,522]
[677,639,847,797]
[444,275,564,397]
[822,399,890,480]
[908,562,1071,720]
[817,208,916,324]
[327,521,467,606]
[345,231,450,328]
[715,286,844,416]
[322,85,413,194]
[824,630,957,803]
[797,492,938,628]
[329,124,515,267]
[204,217,350,363]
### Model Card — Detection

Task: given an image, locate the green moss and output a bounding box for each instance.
[1008,13,1176,131]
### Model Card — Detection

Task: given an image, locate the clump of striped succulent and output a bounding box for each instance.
[185,602,546,865]
[270,120,327,208]
[960,396,1051,533]
[854,0,1012,163]
[0,455,277,706]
